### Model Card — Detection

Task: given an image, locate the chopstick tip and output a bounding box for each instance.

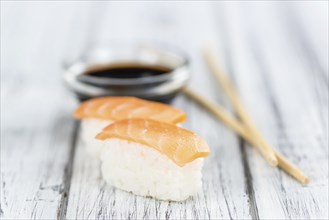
[301,176,310,185]
[263,150,279,167]
[269,157,279,167]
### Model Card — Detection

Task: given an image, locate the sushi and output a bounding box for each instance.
[74,97,187,157]
[96,118,210,201]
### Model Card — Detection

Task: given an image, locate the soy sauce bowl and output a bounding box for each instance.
[63,44,190,103]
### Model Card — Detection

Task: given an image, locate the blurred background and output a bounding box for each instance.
[2,1,328,89]
[2,0,328,132]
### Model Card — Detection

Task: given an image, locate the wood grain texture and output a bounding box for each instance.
[212,2,328,219]
[1,1,328,219]
[1,2,87,219]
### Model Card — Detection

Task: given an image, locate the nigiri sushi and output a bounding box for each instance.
[74,97,187,157]
[96,118,210,201]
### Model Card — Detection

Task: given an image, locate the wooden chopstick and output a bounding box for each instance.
[183,87,309,184]
[183,88,248,136]
[203,48,278,166]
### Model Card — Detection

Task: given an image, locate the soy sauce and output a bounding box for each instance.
[75,62,179,103]
[84,63,172,79]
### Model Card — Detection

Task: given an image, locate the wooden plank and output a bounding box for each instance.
[66,1,251,219]
[0,2,90,218]
[285,1,328,74]
[2,1,327,219]
[212,2,328,219]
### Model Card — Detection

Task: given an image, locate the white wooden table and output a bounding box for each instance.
[1,1,328,219]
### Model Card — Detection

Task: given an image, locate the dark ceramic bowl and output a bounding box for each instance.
[63,43,190,103]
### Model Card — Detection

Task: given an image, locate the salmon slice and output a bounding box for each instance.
[74,97,186,124]
[96,118,210,166]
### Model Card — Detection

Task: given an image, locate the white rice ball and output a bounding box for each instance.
[81,118,112,158]
[100,138,204,201]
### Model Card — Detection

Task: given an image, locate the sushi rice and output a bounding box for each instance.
[100,138,204,201]
[81,118,112,158]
